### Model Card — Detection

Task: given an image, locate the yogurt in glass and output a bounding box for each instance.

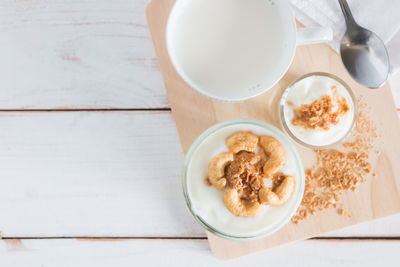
[280,73,357,148]
[182,119,305,240]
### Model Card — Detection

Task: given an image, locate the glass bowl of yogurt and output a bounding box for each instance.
[182,118,305,241]
[279,72,357,149]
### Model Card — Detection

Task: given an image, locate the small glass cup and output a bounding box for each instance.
[182,118,305,241]
[279,72,358,150]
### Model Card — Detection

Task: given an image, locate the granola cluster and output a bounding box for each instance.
[225,151,265,203]
[290,86,349,130]
[291,101,377,224]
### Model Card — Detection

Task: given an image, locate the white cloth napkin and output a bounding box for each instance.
[288,0,400,75]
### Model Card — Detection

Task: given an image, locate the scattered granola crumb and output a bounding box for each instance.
[286,100,294,106]
[338,208,352,218]
[292,100,378,224]
[338,209,347,217]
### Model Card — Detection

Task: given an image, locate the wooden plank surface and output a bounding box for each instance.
[0,0,399,265]
[0,0,399,110]
[146,0,400,260]
[0,111,399,238]
[0,111,198,237]
[1,239,400,266]
[0,0,168,109]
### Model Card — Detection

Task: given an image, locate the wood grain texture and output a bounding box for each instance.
[0,0,398,264]
[0,111,203,237]
[1,239,400,266]
[0,0,168,109]
[0,111,400,239]
[146,0,400,260]
[0,0,399,110]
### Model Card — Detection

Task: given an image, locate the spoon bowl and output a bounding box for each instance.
[338,0,389,88]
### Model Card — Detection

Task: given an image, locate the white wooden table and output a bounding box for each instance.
[0,0,399,265]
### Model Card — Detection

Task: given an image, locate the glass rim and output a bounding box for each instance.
[279,72,358,150]
[182,118,305,241]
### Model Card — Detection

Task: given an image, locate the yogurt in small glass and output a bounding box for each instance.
[280,73,357,149]
[182,119,305,240]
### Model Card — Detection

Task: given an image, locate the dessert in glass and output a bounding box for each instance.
[182,119,305,240]
[280,72,357,149]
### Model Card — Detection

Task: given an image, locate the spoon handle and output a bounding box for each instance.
[338,0,356,26]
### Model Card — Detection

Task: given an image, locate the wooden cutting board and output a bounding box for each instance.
[146,0,400,260]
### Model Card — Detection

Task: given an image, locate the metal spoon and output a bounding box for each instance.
[338,0,389,88]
